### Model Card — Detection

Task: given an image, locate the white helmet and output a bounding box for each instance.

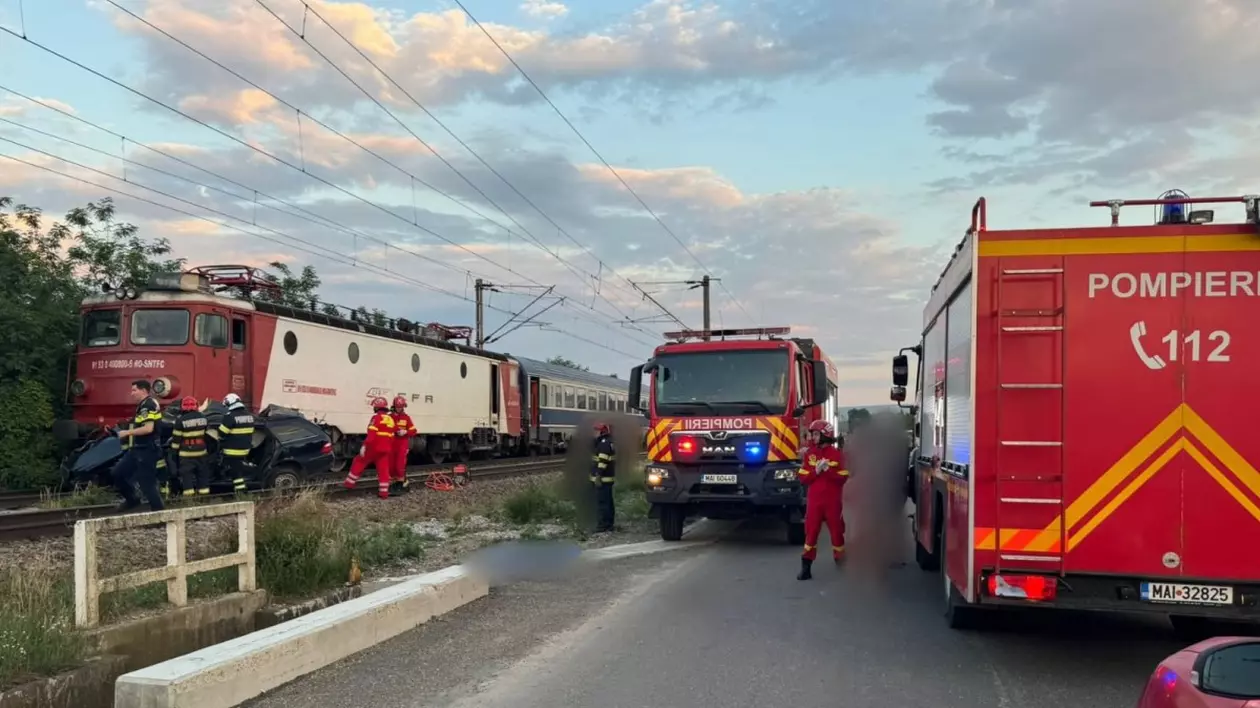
[223,393,243,409]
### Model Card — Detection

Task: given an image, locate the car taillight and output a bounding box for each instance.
[986,573,1057,602]
[321,442,332,454]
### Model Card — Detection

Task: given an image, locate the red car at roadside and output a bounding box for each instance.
[1137,637,1260,708]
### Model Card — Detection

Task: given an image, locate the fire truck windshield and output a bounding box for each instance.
[653,349,789,415]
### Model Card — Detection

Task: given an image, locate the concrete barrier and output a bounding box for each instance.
[113,565,487,708]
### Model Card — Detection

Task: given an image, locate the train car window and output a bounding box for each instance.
[283,331,298,355]
[348,342,360,364]
[130,309,189,346]
[564,386,575,408]
[577,388,588,410]
[617,398,625,412]
[411,353,420,372]
[232,319,247,350]
[599,392,608,411]
[460,362,468,378]
[588,394,597,410]
[194,313,229,348]
[540,383,549,406]
[81,308,121,347]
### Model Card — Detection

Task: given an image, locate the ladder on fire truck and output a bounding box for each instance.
[989,215,1067,576]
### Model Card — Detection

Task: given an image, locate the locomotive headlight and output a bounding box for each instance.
[70,379,87,397]
[152,376,177,398]
[115,288,127,300]
[123,286,139,299]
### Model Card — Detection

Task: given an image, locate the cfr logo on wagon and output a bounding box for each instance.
[363,388,434,405]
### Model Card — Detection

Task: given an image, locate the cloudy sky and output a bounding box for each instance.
[2,0,1258,405]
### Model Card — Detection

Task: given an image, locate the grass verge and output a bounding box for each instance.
[497,468,651,532]
[0,563,85,690]
[37,485,118,509]
[101,489,433,618]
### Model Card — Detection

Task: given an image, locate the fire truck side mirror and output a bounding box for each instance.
[892,354,909,387]
[628,365,644,411]
[890,385,907,403]
[809,360,827,405]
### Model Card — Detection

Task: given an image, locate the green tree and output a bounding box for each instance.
[257,261,340,316]
[847,407,872,433]
[547,356,589,371]
[0,196,183,488]
[62,197,183,291]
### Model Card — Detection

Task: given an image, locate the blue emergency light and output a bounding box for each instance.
[1157,189,1190,224]
[739,438,768,464]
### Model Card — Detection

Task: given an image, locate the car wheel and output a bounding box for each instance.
[267,464,302,492]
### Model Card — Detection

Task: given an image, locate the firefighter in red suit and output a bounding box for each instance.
[343,397,395,499]
[797,419,849,580]
[389,395,417,495]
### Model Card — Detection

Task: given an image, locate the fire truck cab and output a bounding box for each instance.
[628,327,839,543]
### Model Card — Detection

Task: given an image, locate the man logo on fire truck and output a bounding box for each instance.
[628,327,839,545]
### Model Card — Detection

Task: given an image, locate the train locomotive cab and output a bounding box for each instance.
[57,268,263,443]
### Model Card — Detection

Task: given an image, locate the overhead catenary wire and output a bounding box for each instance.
[451,0,757,325]
[101,0,655,336]
[0,148,641,360]
[0,23,655,347]
[270,0,691,332]
[0,115,655,350]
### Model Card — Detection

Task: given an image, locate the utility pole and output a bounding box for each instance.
[475,278,487,348]
[474,279,554,348]
[686,276,716,341]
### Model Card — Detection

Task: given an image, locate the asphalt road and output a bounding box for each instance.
[245,518,1198,708]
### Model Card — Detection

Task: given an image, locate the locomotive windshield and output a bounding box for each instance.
[130,308,190,346]
[653,349,789,415]
[81,308,121,347]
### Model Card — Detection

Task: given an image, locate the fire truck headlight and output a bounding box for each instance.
[645,467,669,486]
[70,379,87,397]
[773,468,798,481]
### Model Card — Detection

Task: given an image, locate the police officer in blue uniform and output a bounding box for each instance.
[112,379,166,512]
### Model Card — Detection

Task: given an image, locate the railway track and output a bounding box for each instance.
[0,455,588,542]
[0,491,48,510]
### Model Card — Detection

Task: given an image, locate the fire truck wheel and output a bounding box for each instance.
[659,506,685,542]
[786,521,805,546]
[915,538,940,572]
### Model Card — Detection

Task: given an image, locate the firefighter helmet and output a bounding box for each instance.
[392,395,407,410]
[371,396,389,410]
[223,392,243,409]
[180,395,199,411]
[593,422,610,436]
[808,420,836,440]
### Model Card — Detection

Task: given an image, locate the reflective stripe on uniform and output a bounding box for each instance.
[589,476,616,483]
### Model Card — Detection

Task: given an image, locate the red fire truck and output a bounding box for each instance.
[892,192,1260,633]
[628,327,839,542]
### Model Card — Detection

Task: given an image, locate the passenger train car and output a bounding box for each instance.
[58,265,644,469]
[511,356,648,452]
